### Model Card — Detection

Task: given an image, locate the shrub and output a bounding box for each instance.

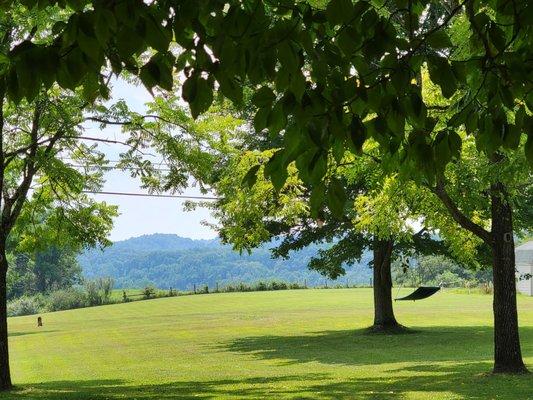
[480,282,493,295]
[270,281,288,291]
[7,296,42,317]
[99,277,114,303]
[85,277,115,306]
[47,288,87,312]
[143,285,156,299]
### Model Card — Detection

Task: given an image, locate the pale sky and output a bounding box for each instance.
[84,79,218,242]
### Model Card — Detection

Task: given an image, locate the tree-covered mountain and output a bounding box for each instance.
[79,234,372,290]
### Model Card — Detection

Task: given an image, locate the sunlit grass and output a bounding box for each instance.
[3,288,533,399]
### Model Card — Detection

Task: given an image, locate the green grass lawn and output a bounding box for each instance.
[3,288,533,399]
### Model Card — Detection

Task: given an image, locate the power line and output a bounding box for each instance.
[66,163,173,172]
[82,190,219,201]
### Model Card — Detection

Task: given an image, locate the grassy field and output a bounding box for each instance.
[3,288,533,399]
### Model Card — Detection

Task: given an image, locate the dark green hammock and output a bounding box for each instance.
[395,286,440,301]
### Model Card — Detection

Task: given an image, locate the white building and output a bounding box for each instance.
[516,241,533,296]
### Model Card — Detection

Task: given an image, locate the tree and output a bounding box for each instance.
[0,7,121,388]
[1,0,531,376]
[422,135,532,373]
[33,246,81,293]
[207,145,447,332]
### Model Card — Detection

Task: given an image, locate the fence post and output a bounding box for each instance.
[193,284,196,294]
[216,282,219,292]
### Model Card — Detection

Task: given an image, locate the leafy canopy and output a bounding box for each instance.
[1,0,532,215]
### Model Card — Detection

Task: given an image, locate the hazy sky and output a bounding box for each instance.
[85,80,218,242]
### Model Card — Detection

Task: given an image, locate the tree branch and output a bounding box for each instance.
[432,179,491,243]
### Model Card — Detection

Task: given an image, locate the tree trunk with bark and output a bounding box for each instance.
[0,243,12,390]
[370,238,403,332]
[490,183,527,374]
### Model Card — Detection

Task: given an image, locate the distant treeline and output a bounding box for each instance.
[78,234,374,290]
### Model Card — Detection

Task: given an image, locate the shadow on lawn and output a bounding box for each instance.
[8,330,59,338]
[3,326,532,399]
[221,325,533,367]
[2,365,532,400]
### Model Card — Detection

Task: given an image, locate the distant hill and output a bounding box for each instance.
[79,234,372,290]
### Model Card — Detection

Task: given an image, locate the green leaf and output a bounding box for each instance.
[349,116,366,153]
[327,178,346,218]
[144,15,171,52]
[264,151,287,191]
[216,72,243,104]
[116,27,144,58]
[277,41,299,72]
[336,27,361,55]
[289,72,306,102]
[488,24,506,52]
[427,55,457,98]
[326,0,354,25]
[252,86,276,108]
[309,183,326,217]
[267,101,287,134]
[139,53,174,91]
[241,165,260,188]
[526,134,533,168]
[426,29,452,49]
[77,30,101,62]
[502,124,520,150]
[194,77,214,118]
[253,107,270,132]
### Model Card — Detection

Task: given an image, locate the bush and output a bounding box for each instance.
[47,288,87,312]
[143,285,156,299]
[480,282,493,295]
[269,281,288,291]
[7,296,43,317]
[85,277,115,306]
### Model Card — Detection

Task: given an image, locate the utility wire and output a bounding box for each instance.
[82,190,219,201]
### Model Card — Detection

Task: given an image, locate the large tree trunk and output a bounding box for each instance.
[370,238,402,332]
[0,243,12,390]
[490,183,527,374]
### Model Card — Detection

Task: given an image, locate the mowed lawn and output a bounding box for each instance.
[2,288,533,399]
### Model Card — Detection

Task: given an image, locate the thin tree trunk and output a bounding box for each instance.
[370,238,402,332]
[490,183,527,374]
[0,243,12,390]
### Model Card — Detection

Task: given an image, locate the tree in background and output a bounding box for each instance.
[33,246,82,293]
[204,144,449,332]
[393,254,492,289]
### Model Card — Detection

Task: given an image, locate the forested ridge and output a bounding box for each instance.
[79,234,373,289]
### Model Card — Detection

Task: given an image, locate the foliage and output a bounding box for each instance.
[1,0,531,217]
[142,285,156,299]
[46,287,87,312]
[84,277,114,306]
[392,255,492,288]
[6,295,44,317]
[78,234,373,290]
[33,246,82,293]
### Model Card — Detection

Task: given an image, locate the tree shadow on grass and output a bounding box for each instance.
[1,365,531,400]
[2,326,532,400]
[0,375,326,400]
[220,326,533,367]
[8,330,59,338]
